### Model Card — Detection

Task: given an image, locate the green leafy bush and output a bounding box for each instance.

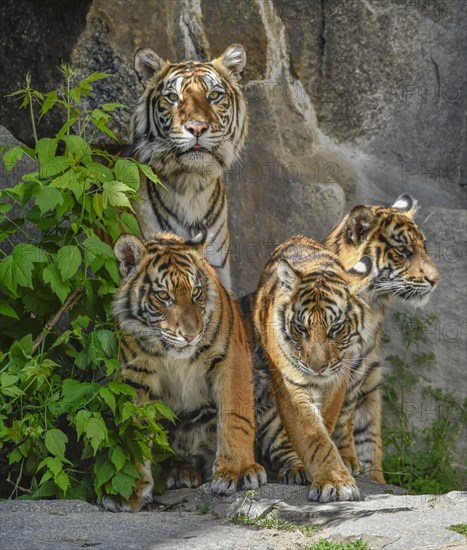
[382,312,467,494]
[0,65,173,502]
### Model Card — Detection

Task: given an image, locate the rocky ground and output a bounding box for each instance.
[1,481,466,550]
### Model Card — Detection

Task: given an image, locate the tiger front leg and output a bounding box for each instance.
[331,414,360,476]
[210,351,267,494]
[353,382,385,483]
[321,381,360,475]
[275,377,360,503]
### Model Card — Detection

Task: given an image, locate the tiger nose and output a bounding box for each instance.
[313,365,327,375]
[182,333,198,343]
[428,276,440,287]
[185,121,209,137]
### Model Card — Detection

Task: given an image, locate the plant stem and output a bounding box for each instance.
[32,288,83,355]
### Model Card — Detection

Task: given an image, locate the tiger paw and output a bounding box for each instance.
[101,489,153,513]
[308,478,360,502]
[211,463,267,494]
[166,465,203,490]
[278,464,311,486]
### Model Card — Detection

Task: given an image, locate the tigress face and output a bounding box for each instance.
[341,195,440,306]
[131,44,248,179]
[274,257,371,383]
[113,233,214,355]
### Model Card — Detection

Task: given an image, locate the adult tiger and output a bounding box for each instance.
[251,236,373,502]
[124,44,248,293]
[102,231,265,512]
[324,194,440,482]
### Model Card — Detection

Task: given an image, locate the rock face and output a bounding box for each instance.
[0,1,465,462]
[1,485,466,550]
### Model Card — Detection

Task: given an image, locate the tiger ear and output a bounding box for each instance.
[214,44,246,75]
[134,48,164,83]
[277,259,300,296]
[392,193,418,219]
[346,256,373,292]
[114,235,146,279]
[346,206,375,245]
[186,227,208,255]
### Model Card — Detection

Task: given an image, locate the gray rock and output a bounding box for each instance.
[1,0,464,291]
[1,484,465,550]
[0,125,40,251]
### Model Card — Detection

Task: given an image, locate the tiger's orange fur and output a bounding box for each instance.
[102,232,265,512]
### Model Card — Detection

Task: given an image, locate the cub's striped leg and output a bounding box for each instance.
[353,363,385,483]
[210,346,267,494]
[323,380,360,476]
[256,407,309,485]
[273,370,360,503]
[101,458,153,513]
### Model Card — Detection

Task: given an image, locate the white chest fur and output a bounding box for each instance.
[143,356,212,413]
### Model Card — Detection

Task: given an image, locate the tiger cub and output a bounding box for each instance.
[125,44,249,292]
[324,194,440,482]
[102,232,266,512]
[251,236,373,502]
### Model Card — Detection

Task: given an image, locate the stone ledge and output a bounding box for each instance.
[1,482,465,550]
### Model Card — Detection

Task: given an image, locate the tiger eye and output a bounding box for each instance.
[155,290,170,302]
[192,286,203,300]
[208,90,223,101]
[165,92,179,103]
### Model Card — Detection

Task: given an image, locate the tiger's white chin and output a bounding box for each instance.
[177,151,224,178]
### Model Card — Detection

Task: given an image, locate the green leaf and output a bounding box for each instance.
[104,257,120,284]
[2,146,25,173]
[82,71,111,84]
[1,372,19,388]
[56,245,82,281]
[43,263,71,303]
[36,138,57,172]
[100,386,116,413]
[92,192,106,219]
[84,161,114,182]
[154,401,176,423]
[101,102,127,112]
[114,159,140,191]
[45,429,68,458]
[95,330,116,357]
[39,90,58,120]
[0,244,48,295]
[56,116,78,141]
[32,480,57,499]
[102,181,134,209]
[54,469,71,494]
[138,163,161,187]
[120,402,137,422]
[40,155,70,178]
[35,186,64,215]
[37,456,63,476]
[110,446,127,472]
[108,381,137,397]
[122,462,140,478]
[83,235,114,269]
[111,471,135,500]
[120,212,141,236]
[94,459,115,488]
[75,410,108,454]
[0,300,19,319]
[62,380,97,412]
[61,135,92,163]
